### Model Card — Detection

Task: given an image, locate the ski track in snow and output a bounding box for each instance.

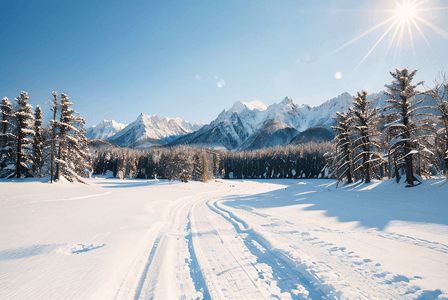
[1,178,447,299]
[129,182,445,299]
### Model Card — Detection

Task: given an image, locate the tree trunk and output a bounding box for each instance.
[445,140,448,179]
[347,167,353,183]
[394,161,400,183]
[363,152,371,183]
[16,130,21,178]
[445,158,448,179]
[50,94,57,183]
[405,155,415,186]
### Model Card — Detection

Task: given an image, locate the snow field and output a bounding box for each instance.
[1,177,447,299]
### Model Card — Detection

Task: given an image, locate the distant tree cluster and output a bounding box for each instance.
[326,68,448,187]
[0,91,91,182]
[92,146,216,182]
[220,143,330,179]
[91,142,331,182]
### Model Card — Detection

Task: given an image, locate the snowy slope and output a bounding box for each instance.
[296,92,353,131]
[238,119,299,150]
[171,100,268,150]
[1,177,447,299]
[289,126,335,145]
[106,113,203,147]
[85,119,127,140]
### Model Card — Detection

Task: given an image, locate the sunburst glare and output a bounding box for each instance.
[397,3,417,20]
[329,0,448,69]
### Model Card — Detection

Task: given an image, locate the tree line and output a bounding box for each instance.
[3,68,447,185]
[326,68,448,187]
[0,91,91,182]
[90,142,331,182]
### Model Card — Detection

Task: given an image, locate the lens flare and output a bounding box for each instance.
[327,0,448,69]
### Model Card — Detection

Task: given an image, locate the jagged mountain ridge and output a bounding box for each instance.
[105,113,203,147]
[86,120,127,140]
[87,90,433,150]
[170,93,353,150]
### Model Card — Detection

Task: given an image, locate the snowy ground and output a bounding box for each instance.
[1,176,447,299]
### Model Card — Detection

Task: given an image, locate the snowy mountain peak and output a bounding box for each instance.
[280,97,294,106]
[230,100,267,113]
[106,113,203,147]
[86,119,127,140]
[241,100,267,111]
[229,101,248,113]
[172,94,354,150]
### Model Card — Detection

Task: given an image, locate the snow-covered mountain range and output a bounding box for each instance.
[98,113,203,147]
[170,93,353,150]
[87,90,432,150]
[86,120,127,140]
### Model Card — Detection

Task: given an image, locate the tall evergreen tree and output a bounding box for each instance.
[330,112,354,184]
[384,68,432,186]
[350,90,383,183]
[32,105,44,177]
[54,93,91,182]
[0,97,15,175]
[49,91,59,182]
[13,91,35,178]
[427,75,448,177]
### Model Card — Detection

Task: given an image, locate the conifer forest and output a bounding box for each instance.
[1,68,448,186]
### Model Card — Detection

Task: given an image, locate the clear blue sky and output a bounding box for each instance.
[1,0,447,127]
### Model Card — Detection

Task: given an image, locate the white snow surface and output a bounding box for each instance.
[1,177,447,299]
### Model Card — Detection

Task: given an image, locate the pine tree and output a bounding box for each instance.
[49,91,59,182]
[384,68,433,186]
[54,93,91,182]
[13,91,35,178]
[330,112,354,184]
[350,90,383,183]
[0,97,15,176]
[32,105,44,177]
[427,74,448,177]
[70,117,92,178]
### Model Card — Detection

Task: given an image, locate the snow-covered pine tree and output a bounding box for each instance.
[384,68,433,186]
[330,112,354,185]
[426,74,448,177]
[350,90,383,183]
[49,91,59,182]
[191,149,210,182]
[54,93,91,183]
[0,97,15,176]
[13,91,35,178]
[70,116,92,178]
[32,105,44,177]
[178,146,193,182]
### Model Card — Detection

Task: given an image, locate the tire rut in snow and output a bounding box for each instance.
[133,231,164,300]
[186,210,212,300]
[207,200,334,300]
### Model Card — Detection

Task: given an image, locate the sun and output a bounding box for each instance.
[396,3,417,20]
[327,0,448,69]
